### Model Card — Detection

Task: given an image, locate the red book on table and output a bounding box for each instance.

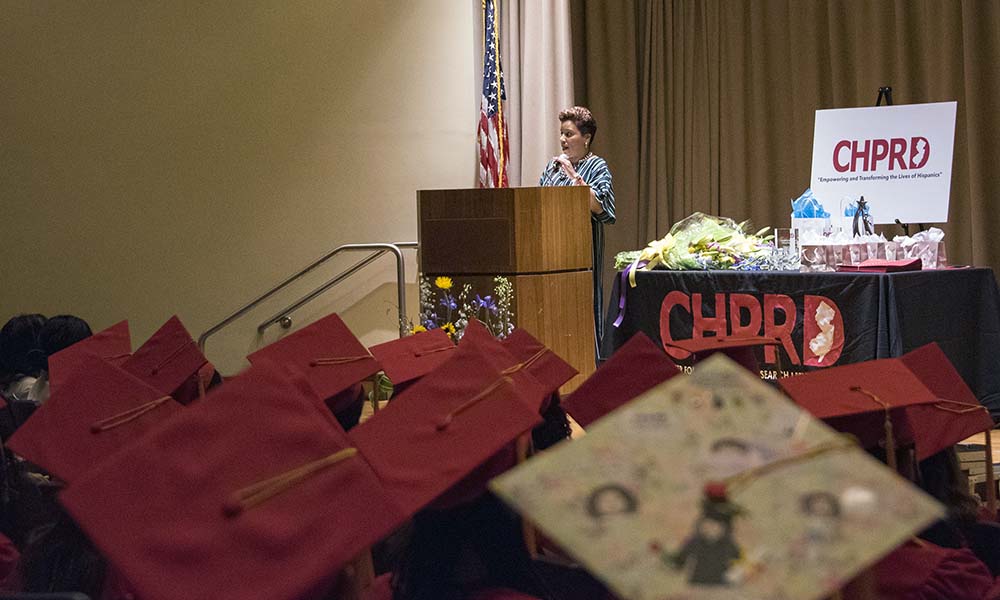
[836,258,922,273]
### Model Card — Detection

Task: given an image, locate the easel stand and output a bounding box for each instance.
[875,86,927,237]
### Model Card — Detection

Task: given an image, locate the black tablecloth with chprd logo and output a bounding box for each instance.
[601,267,1000,418]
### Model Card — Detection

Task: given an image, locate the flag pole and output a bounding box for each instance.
[491,0,505,186]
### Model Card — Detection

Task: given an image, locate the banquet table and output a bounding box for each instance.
[601,267,1000,417]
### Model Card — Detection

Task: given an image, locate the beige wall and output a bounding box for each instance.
[1,2,476,373]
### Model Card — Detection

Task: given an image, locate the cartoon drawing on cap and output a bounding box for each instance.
[586,483,639,522]
[699,437,770,479]
[659,496,743,586]
[793,490,844,563]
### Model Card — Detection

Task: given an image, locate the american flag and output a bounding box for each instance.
[478,0,509,188]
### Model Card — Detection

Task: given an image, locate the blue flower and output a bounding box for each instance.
[439,294,457,310]
[476,294,497,313]
[423,319,438,329]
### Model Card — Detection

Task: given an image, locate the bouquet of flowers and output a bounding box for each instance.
[615,213,777,281]
[417,275,514,340]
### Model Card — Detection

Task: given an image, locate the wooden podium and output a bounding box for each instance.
[417,186,595,391]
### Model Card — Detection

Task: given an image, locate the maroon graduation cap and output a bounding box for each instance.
[248,313,382,412]
[8,352,182,483]
[780,353,993,491]
[500,327,578,398]
[47,320,131,394]
[368,327,455,391]
[562,333,679,428]
[122,316,210,403]
[61,360,407,600]
[349,343,542,516]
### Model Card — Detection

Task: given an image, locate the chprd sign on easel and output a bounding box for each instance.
[810,101,957,224]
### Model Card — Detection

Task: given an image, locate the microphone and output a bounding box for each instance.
[549,153,568,173]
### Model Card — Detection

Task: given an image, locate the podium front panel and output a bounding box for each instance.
[418,187,592,275]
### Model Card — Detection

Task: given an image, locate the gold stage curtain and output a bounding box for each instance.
[572,0,1000,277]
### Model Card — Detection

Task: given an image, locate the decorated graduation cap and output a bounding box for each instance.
[247,313,381,403]
[500,327,578,397]
[779,354,992,463]
[663,335,782,374]
[562,333,679,428]
[491,355,944,600]
[8,352,182,483]
[47,320,131,393]
[349,343,542,516]
[367,327,455,389]
[61,360,407,600]
[122,316,209,400]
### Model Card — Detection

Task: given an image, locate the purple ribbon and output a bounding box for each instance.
[613,261,646,328]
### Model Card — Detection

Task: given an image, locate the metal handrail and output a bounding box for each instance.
[197,241,417,352]
[257,243,414,335]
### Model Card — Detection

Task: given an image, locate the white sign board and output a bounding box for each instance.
[810,101,956,224]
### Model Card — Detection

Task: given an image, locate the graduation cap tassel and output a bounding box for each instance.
[436,376,513,431]
[850,387,897,471]
[310,355,373,367]
[723,436,859,493]
[150,340,199,375]
[501,348,549,376]
[413,345,455,358]
[223,447,359,517]
[90,396,174,433]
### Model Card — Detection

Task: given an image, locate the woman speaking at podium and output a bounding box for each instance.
[538,106,615,361]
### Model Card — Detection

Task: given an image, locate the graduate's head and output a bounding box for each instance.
[559,106,597,160]
[532,392,572,451]
[38,315,92,368]
[0,313,47,382]
[918,448,980,523]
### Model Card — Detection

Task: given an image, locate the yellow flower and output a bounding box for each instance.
[412,324,427,333]
[435,276,453,290]
[441,322,457,338]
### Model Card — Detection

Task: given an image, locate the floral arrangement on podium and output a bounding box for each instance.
[417,275,514,340]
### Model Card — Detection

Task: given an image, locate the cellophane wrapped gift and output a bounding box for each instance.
[798,231,889,272]
[894,228,948,269]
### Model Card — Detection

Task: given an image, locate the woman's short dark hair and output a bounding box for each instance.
[38,315,92,367]
[559,106,597,145]
[0,314,47,381]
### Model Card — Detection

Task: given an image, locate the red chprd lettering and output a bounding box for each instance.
[692,292,727,339]
[871,139,890,170]
[850,139,871,172]
[889,138,907,170]
[833,140,852,173]
[763,294,800,365]
[832,137,931,173]
[728,294,762,338]
[659,291,692,360]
